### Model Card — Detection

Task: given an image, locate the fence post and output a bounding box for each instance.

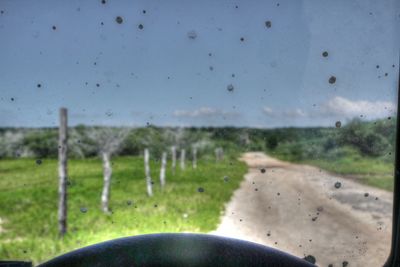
[171,146,176,174]
[215,147,224,162]
[144,148,153,196]
[101,152,112,213]
[58,107,68,237]
[160,152,167,189]
[192,146,197,169]
[180,149,186,170]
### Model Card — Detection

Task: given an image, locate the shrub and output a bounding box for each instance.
[23,129,58,158]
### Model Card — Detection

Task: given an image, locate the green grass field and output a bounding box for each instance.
[0,148,395,265]
[303,158,394,191]
[0,156,247,264]
[274,152,394,191]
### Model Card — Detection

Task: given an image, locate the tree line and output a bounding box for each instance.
[0,118,395,161]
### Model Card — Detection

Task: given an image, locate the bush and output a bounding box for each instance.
[323,146,361,160]
[23,130,58,158]
[266,135,278,150]
[0,130,27,158]
[339,119,390,156]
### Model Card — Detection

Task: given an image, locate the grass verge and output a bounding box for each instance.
[0,156,247,264]
[273,152,394,191]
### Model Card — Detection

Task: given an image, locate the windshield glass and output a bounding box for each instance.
[0,0,399,266]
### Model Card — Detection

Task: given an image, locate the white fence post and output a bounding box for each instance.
[58,107,68,237]
[171,146,176,174]
[101,152,112,213]
[192,146,197,169]
[144,148,153,196]
[215,147,224,162]
[160,152,167,189]
[180,149,186,170]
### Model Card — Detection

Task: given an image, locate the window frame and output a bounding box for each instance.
[384,67,400,267]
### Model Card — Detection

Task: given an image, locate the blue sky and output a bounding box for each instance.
[0,0,399,128]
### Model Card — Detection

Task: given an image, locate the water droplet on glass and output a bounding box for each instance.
[227,84,234,92]
[138,24,144,30]
[115,16,123,24]
[303,255,316,264]
[80,207,88,213]
[329,76,336,84]
[187,30,197,39]
[322,51,329,57]
[335,121,342,128]
[265,20,272,28]
[334,181,342,189]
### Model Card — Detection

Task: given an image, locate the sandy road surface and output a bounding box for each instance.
[211,152,393,267]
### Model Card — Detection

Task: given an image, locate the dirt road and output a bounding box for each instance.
[211,152,393,267]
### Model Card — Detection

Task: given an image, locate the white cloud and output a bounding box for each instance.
[263,107,307,118]
[173,107,238,118]
[320,96,396,119]
[283,108,307,118]
[262,107,275,116]
[263,96,396,121]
